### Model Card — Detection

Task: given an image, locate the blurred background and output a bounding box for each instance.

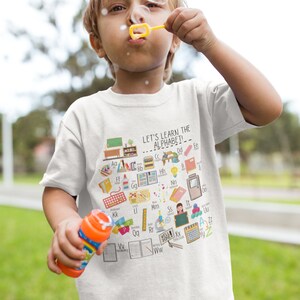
[1,0,299,299]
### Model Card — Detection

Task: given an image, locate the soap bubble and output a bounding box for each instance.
[126,52,131,56]
[101,8,108,16]
[145,80,150,85]
[130,5,150,24]
[120,24,127,31]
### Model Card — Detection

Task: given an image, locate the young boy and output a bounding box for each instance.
[41,0,282,299]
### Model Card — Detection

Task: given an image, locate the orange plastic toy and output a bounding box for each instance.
[57,209,114,278]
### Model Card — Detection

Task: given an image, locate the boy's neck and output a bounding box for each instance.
[111,68,165,94]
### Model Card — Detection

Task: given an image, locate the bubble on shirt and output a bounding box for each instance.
[145,80,150,85]
[101,8,108,16]
[126,52,131,56]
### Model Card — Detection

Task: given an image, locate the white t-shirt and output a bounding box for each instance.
[40,79,255,300]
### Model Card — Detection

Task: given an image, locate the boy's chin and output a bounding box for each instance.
[113,60,165,75]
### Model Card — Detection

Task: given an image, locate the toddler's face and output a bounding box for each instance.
[95,0,176,74]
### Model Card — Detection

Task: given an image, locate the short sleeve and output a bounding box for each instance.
[206,82,257,144]
[39,121,86,196]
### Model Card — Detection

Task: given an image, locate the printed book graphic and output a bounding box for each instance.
[96,125,212,262]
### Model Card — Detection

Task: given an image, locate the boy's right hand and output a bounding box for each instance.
[165,7,217,55]
[47,217,84,274]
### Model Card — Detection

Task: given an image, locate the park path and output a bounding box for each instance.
[0,184,299,245]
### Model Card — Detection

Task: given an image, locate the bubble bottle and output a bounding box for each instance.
[57,209,114,278]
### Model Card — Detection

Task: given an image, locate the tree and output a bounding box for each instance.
[13,109,52,172]
[0,114,2,157]
[217,102,300,171]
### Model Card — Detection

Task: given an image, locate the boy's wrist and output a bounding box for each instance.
[198,36,219,58]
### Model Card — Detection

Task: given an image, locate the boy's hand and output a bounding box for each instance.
[165,8,217,55]
[47,217,84,274]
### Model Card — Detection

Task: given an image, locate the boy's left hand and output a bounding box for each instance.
[165,8,217,55]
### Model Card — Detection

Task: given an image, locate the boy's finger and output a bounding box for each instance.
[165,7,185,32]
[65,220,84,250]
[96,240,108,255]
[53,232,85,265]
[47,249,62,275]
[53,244,83,269]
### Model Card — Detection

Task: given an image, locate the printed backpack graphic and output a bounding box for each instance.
[95,124,212,262]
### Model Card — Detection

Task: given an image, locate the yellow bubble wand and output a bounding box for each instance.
[129,23,165,40]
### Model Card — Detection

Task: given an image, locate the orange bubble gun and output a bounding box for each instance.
[129,23,165,40]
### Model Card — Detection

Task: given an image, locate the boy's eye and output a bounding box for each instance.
[110,5,126,12]
[147,3,158,8]
[145,0,165,8]
[146,2,162,8]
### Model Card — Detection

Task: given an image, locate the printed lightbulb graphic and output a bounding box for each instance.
[171,166,178,178]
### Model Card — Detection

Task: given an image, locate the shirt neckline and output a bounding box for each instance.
[100,83,171,107]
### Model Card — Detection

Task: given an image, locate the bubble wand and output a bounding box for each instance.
[129,23,165,40]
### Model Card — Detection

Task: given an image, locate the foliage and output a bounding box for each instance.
[217,102,300,164]
[1,206,300,300]
[13,109,52,172]
[0,114,2,156]
[240,102,300,154]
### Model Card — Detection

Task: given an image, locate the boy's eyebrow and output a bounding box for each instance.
[102,0,130,6]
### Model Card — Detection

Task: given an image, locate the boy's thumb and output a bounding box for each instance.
[96,240,108,256]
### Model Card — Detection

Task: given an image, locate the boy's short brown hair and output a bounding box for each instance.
[83,0,187,82]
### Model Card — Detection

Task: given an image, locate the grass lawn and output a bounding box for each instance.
[0,206,78,300]
[230,236,300,299]
[221,173,300,189]
[1,206,299,299]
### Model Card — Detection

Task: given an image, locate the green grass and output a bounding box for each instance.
[0,206,78,300]
[225,196,300,206]
[0,173,43,185]
[14,173,44,185]
[221,173,300,189]
[1,206,300,299]
[230,236,300,299]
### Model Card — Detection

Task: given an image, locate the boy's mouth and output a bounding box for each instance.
[128,33,146,42]
[128,37,146,44]
[130,34,145,40]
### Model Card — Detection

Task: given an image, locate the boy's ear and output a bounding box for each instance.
[170,35,181,54]
[89,34,106,58]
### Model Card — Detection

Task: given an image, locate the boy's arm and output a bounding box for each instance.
[200,40,282,126]
[43,187,81,231]
[42,187,84,274]
[166,8,282,126]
